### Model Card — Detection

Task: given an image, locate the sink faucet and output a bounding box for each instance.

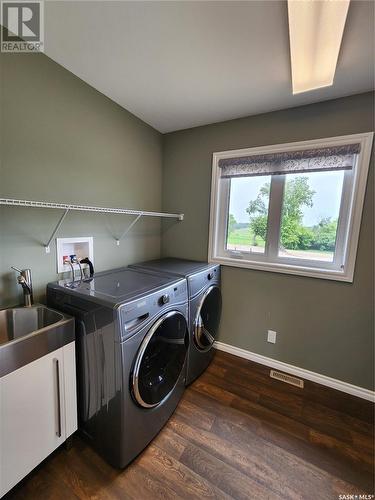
[12,267,33,307]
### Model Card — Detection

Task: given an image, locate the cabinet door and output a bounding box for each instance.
[0,348,66,497]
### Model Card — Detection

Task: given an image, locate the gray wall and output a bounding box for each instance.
[162,92,374,390]
[0,52,164,307]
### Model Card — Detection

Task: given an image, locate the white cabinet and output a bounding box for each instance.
[0,341,77,497]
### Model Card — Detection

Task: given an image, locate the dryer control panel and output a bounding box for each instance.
[188,265,220,299]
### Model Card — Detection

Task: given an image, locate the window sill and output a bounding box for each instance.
[209,255,353,282]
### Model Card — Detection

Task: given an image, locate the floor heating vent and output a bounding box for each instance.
[270,370,304,388]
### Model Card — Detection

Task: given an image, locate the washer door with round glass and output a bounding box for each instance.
[132,311,188,408]
[194,286,222,352]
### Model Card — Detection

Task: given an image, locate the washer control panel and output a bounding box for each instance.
[159,294,170,306]
[120,279,188,340]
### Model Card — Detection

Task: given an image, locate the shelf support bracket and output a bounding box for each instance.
[45,208,70,254]
[116,213,143,246]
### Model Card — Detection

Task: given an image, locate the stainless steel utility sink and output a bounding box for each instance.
[0,306,64,346]
[0,305,75,377]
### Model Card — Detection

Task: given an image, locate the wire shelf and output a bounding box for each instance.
[0,198,184,219]
[0,198,184,252]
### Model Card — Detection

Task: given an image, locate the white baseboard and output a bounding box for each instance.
[214,341,375,402]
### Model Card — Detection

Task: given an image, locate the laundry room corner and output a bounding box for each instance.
[0,1,374,497]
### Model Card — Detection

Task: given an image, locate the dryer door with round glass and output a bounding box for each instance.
[132,311,188,408]
[194,285,222,351]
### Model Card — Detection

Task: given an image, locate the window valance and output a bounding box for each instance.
[218,143,360,178]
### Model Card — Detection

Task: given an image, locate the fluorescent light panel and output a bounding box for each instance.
[288,0,350,94]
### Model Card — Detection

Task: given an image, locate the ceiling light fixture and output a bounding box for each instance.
[288,0,350,94]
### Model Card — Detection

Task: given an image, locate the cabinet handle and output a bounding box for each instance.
[54,358,62,438]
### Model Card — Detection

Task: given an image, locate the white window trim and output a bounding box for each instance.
[208,132,374,282]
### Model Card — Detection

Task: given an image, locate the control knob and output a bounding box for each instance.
[159,294,170,305]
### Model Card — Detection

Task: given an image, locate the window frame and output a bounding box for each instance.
[208,133,374,282]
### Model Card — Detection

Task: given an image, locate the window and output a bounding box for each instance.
[209,133,373,281]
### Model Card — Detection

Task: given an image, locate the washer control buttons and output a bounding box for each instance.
[207,272,214,280]
[159,294,170,305]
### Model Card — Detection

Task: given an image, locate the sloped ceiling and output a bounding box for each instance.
[44,1,375,132]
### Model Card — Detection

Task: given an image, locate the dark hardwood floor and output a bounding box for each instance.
[6,350,374,499]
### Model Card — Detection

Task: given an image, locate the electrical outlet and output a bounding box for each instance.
[267,330,277,343]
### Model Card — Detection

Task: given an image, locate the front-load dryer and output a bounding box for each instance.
[47,267,188,468]
[129,258,221,385]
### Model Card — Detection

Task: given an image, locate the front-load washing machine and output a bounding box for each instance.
[129,258,221,385]
[47,267,188,468]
